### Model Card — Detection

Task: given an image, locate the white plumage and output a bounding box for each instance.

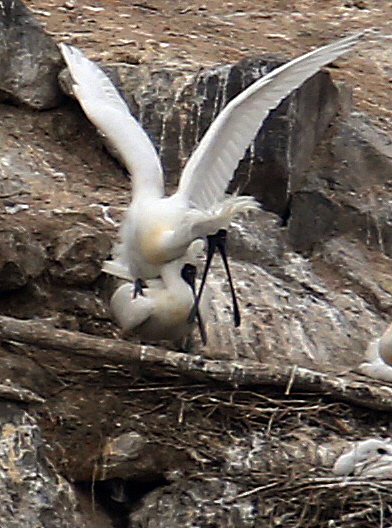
[109,240,208,346]
[59,34,361,286]
[333,439,392,477]
[359,330,392,382]
[377,322,392,366]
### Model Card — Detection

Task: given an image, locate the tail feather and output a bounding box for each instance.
[213,195,259,224]
[186,195,259,238]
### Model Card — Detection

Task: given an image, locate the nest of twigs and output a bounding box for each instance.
[117,384,392,527]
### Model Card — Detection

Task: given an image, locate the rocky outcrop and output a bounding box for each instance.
[176,60,339,215]
[0,226,46,291]
[0,402,83,528]
[49,224,111,285]
[0,0,63,109]
[129,478,255,528]
[288,115,392,255]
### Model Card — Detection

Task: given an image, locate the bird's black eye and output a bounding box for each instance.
[377,448,388,455]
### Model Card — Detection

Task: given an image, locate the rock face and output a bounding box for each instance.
[0,226,46,291]
[288,115,392,255]
[49,224,111,285]
[0,402,83,528]
[129,478,255,528]
[0,0,63,109]
[100,431,160,481]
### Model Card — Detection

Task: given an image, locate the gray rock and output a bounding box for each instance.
[0,344,50,398]
[288,115,392,255]
[49,224,111,285]
[175,59,339,215]
[0,402,83,528]
[100,431,152,480]
[0,0,63,109]
[130,478,255,528]
[227,209,285,267]
[57,288,111,321]
[203,247,379,366]
[318,237,392,313]
[0,227,46,291]
[287,189,341,253]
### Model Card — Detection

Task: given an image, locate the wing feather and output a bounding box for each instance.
[59,43,164,198]
[178,33,361,210]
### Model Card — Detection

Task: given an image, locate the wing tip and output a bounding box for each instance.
[59,42,88,69]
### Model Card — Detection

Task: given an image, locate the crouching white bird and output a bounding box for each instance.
[377,322,392,367]
[333,438,392,477]
[108,240,208,348]
[60,34,361,326]
[359,326,392,382]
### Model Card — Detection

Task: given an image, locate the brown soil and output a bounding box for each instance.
[27,0,392,133]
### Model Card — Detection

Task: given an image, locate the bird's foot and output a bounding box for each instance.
[133,278,147,298]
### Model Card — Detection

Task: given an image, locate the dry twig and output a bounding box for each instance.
[1,314,392,411]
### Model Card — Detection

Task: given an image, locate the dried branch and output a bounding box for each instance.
[0,382,45,403]
[1,314,392,410]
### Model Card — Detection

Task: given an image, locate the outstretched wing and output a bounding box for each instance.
[60,43,164,198]
[177,33,361,210]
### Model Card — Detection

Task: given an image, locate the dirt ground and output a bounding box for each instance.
[26,0,392,133]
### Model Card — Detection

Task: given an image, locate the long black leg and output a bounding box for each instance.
[182,264,207,345]
[188,229,241,327]
[187,234,218,325]
[214,229,241,327]
[133,278,146,299]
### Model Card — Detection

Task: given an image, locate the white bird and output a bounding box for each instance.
[333,438,392,477]
[60,34,361,325]
[108,240,208,347]
[377,322,392,367]
[359,330,392,383]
